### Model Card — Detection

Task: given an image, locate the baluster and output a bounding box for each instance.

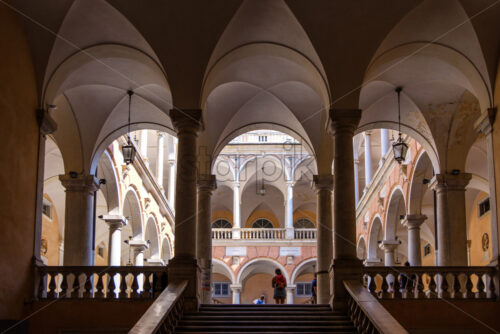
[440,273,450,299]
[37,271,47,300]
[59,272,68,298]
[427,274,437,298]
[488,273,497,299]
[393,272,401,299]
[476,273,486,299]
[463,273,474,299]
[94,273,105,299]
[71,273,81,298]
[380,275,390,298]
[130,272,140,298]
[107,272,117,299]
[452,273,462,299]
[47,272,58,299]
[154,272,164,298]
[83,272,93,298]
[119,272,128,299]
[402,271,412,299]
[142,272,152,298]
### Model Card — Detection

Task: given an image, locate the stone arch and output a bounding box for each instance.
[408,150,433,215]
[122,188,143,239]
[161,236,172,263]
[357,236,367,260]
[97,150,120,214]
[291,258,316,285]
[385,186,406,240]
[144,215,160,259]
[368,216,383,262]
[236,258,289,286]
[213,258,235,284]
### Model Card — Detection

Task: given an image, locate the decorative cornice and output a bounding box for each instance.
[59,173,99,193]
[312,174,333,192]
[327,109,362,135]
[37,108,57,135]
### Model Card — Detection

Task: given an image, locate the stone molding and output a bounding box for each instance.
[402,214,427,230]
[312,174,333,192]
[100,214,127,230]
[327,109,362,135]
[474,107,497,135]
[379,239,401,252]
[429,173,472,192]
[37,108,57,135]
[197,174,217,192]
[170,109,202,134]
[59,173,99,193]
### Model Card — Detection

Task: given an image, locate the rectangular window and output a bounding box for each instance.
[295,282,313,297]
[424,243,431,257]
[479,197,490,217]
[42,201,52,219]
[97,244,105,258]
[212,282,231,298]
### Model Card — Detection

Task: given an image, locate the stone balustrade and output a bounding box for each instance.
[362,266,497,300]
[211,228,316,240]
[36,265,168,300]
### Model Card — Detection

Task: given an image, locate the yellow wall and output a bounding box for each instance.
[211,273,232,304]
[421,242,435,266]
[41,195,61,265]
[245,210,279,228]
[212,210,233,225]
[295,273,314,304]
[467,192,492,265]
[293,210,316,226]
[0,4,39,319]
[493,59,500,264]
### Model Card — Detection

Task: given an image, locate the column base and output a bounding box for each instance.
[167,257,200,312]
[329,258,363,312]
[199,258,212,304]
[285,228,294,240]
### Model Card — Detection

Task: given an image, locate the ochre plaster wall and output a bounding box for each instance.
[212,210,233,225]
[211,273,232,304]
[467,191,492,265]
[493,59,500,264]
[294,272,314,304]
[41,195,60,265]
[293,210,316,226]
[0,5,39,319]
[241,273,274,304]
[245,210,279,228]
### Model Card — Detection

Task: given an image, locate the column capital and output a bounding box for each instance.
[327,109,362,135]
[429,173,472,191]
[230,284,242,292]
[170,109,202,134]
[312,174,333,192]
[129,239,149,252]
[379,239,400,252]
[474,107,497,135]
[146,258,165,266]
[197,174,217,192]
[286,180,295,187]
[59,173,99,193]
[402,214,427,230]
[233,180,241,188]
[99,214,127,229]
[156,131,165,138]
[37,108,57,135]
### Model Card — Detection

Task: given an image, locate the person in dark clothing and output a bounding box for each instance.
[272,268,287,304]
[311,273,317,304]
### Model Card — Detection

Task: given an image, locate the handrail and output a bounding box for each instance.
[344,280,409,334]
[211,228,317,240]
[129,280,188,334]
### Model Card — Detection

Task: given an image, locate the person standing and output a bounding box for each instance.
[272,269,287,304]
[311,273,317,304]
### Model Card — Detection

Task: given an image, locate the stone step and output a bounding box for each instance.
[182,315,351,321]
[194,311,339,316]
[174,332,357,334]
[178,320,354,326]
[175,325,357,332]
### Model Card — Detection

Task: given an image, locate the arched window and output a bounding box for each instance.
[212,219,232,228]
[251,218,273,228]
[293,218,315,228]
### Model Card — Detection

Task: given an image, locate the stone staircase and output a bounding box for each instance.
[174,304,357,333]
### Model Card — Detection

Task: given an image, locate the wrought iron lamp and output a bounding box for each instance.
[392,87,408,164]
[122,90,136,165]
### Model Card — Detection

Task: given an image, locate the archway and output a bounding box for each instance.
[357,237,367,260]
[367,217,383,265]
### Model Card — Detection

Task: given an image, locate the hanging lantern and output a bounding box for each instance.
[259,167,266,196]
[121,90,136,165]
[392,87,408,164]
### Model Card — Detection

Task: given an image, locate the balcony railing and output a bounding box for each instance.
[211,228,317,240]
[362,266,497,300]
[35,265,168,300]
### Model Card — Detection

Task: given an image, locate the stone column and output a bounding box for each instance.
[129,240,148,266]
[475,108,499,265]
[353,159,360,205]
[59,173,99,265]
[328,109,363,311]
[364,131,373,189]
[100,215,127,266]
[156,132,165,189]
[402,214,427,266]
[33,108,57,268]
[379,240,400,266]
[380,128,390,165]
[197,174,217,304]
[232,180,241,239]
[313,174,333,304]
[430,173,471,266]
[285,181,294,239]
[231,285,241,304]
[168,160,176,208]
[140,130,149,168]
[286,286,295,304]
[168,109,202,312]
